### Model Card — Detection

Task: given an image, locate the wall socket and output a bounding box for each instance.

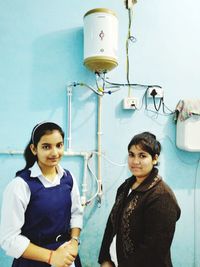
[123,97,138,110]
[147,87,164,98]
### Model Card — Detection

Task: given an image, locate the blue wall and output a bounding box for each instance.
[0,1,200,266]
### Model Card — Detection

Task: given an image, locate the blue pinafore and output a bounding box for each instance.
[12,169,82,267]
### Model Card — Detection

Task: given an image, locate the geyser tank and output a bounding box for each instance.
[83,8,118,73]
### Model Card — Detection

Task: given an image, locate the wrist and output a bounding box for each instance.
[47,250,53,265]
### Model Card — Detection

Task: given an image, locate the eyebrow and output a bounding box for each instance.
[41,142,63,145]
[41,143,50,145]
[129,151,148,155]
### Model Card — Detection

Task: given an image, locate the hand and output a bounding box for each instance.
[50,242,76,267]
[67,238,79,258]
[101,261,116,267]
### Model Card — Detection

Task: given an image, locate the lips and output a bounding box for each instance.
[131,167,141,171]
[48,158,59,161]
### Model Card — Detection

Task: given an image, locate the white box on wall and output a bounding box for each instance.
[176,115,200,152]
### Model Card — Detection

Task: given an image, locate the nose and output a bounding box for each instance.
[50,146,58,157]
[132,156,140,164]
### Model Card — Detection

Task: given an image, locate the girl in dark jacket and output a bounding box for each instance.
[98,132,181,267]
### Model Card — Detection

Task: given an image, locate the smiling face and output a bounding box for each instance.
[128,144,158,180]
[30,130,64,173]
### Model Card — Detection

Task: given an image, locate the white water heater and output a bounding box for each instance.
[83,8,118,73]
[175,99,200,152]
[176,115,200,152]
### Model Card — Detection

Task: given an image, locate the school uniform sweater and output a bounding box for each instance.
[0,163,83,267]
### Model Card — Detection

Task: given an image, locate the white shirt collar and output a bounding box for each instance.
[30,162,65,180]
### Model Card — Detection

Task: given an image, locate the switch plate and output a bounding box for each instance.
[123,97,138,109]
[147,87,164,98]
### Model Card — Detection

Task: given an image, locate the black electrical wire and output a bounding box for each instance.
[143,90,175,116]
[152,96,162,111]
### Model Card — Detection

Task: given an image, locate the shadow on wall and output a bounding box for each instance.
[30,27,92,111]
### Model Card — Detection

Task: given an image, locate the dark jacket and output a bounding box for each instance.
[98,168,181,267]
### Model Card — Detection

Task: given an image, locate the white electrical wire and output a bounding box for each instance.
[84,151,127,205]
[92,151,127,167]
[69,82,103,96]
[85,155,99,205]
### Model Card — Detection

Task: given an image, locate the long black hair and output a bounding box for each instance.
[128,132,161,162]
[16,122,64,175]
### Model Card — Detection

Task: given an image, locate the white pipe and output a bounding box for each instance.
[66,84,90,206]
[66,85,72,151]
[0,150,23,155]
[97,95,103,202]
[63,151,90,157]
[64,150,92,207]
[0,148,91,207]
[0,150,91,157]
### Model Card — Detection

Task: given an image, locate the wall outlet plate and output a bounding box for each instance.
[123,97,138,109]
[147,87,164,98]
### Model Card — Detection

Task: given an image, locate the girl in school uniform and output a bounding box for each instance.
[0,122,83,267]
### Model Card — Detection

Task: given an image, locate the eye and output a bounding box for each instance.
[128,152,134,158]
[42,144,50,150]
[56,143,64,149]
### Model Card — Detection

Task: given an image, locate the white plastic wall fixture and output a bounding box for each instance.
[176,115,200,152]
[83,8,118,73]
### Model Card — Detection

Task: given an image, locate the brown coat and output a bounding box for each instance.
[98,168,181,267]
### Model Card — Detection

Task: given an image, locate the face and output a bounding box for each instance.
[30,130,64,172]
[128,145,158,180]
